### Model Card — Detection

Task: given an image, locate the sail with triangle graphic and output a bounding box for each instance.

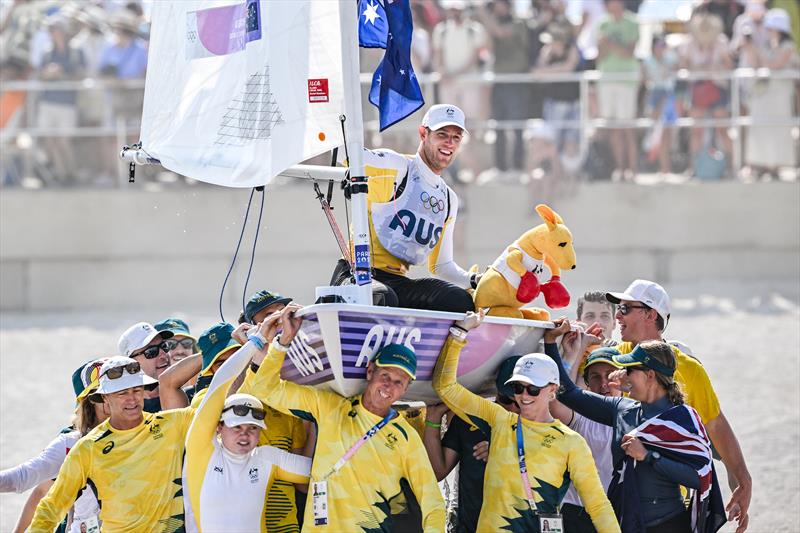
[139,0,356,188]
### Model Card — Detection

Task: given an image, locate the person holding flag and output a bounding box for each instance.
[543,319,727,533]
[341,1,477,313]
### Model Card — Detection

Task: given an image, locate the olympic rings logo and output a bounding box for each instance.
[420,191,445,214]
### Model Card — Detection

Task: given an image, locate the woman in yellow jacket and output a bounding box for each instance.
[433,310,620,533]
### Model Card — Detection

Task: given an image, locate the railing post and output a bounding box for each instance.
[731,69,741,177]
[579,72,589,166]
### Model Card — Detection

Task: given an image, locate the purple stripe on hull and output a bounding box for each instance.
[338,312,452,379]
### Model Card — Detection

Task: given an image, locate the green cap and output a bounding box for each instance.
[154,317,195,340]
[244,290,293,324]
[584,347,623,370]
[373,344,417,380]
[197,323,241,375]
[612,344,674,377]
[495,355,522,397]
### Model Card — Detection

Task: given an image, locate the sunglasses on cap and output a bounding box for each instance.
[103,361,141,380]
[510,382,543,396]
[222,404,266,421]
[617,303,650,315]
[497,395,519,407]
[162,338,194,351]
[132,341,169,360]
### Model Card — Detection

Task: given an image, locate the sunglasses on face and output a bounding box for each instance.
[222,404,266,421]
[161,338,195,351]
[133,341,168,359]
[510,382,543,396]
[497,394,519,407]
[625,366,647,375]
[103,361,141,380]
[617,303,650,315]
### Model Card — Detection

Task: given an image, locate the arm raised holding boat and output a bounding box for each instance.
[248,305,446,531]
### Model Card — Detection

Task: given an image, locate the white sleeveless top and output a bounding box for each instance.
[490,244,544,289]
[370,156,449,265]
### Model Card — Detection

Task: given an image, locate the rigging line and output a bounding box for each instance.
[338,115,353,275]
[219,188,255,323]
[242,187,266,318]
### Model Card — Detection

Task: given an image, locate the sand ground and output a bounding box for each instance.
[1,281,798,531]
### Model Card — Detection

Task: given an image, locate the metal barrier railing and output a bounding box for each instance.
[2,68,798,185]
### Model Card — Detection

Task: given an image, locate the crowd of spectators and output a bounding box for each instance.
[1,0,149,186]
[1,0,798,188]
[407,0,800,187]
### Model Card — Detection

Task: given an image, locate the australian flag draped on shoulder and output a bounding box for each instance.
[358,0,424,131]
[608,404,727,533]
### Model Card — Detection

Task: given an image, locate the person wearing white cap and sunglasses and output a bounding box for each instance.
[330,104,478,313]
[432,310,620,532]
[182,320,311,533]
[118,321,174,412]
[607,279,752,533]
[30,356,196,532]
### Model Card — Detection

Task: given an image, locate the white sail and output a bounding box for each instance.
[140,0,356,188]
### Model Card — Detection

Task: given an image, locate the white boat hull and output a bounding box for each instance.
[281,304,553,403]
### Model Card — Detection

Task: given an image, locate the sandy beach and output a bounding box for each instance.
[1,281,798,531]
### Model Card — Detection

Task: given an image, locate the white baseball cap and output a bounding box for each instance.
[220,394,267,429]
[505,353,560,388]
[764,8,791,34]
[118,322,173,357]
[606,279,671,326]
[421,104,468,134]
[94,356,157,395]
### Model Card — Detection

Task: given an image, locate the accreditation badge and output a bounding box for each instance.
[538,513,563,533]
[312,480,329,525]
[79,515,100,533]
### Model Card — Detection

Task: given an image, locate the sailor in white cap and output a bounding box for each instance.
[331,103,480,313]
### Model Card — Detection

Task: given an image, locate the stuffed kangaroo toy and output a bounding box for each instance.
[473,204,576,320]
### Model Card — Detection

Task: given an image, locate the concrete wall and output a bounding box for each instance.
[1,182,798,312]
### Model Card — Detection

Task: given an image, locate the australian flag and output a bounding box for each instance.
[608,405,727,533]
[358,0,424,131]
[358,0,388,48]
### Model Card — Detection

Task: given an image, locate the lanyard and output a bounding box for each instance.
[324,407,396,480]
[516,415,538,512]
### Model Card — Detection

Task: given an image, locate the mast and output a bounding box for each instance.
[338,0,373,306]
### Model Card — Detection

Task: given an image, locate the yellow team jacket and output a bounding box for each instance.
[30,408,193,532]
[250,342,446,532]
[433,336,621,533]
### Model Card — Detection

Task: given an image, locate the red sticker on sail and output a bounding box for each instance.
[308,79,329,103]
